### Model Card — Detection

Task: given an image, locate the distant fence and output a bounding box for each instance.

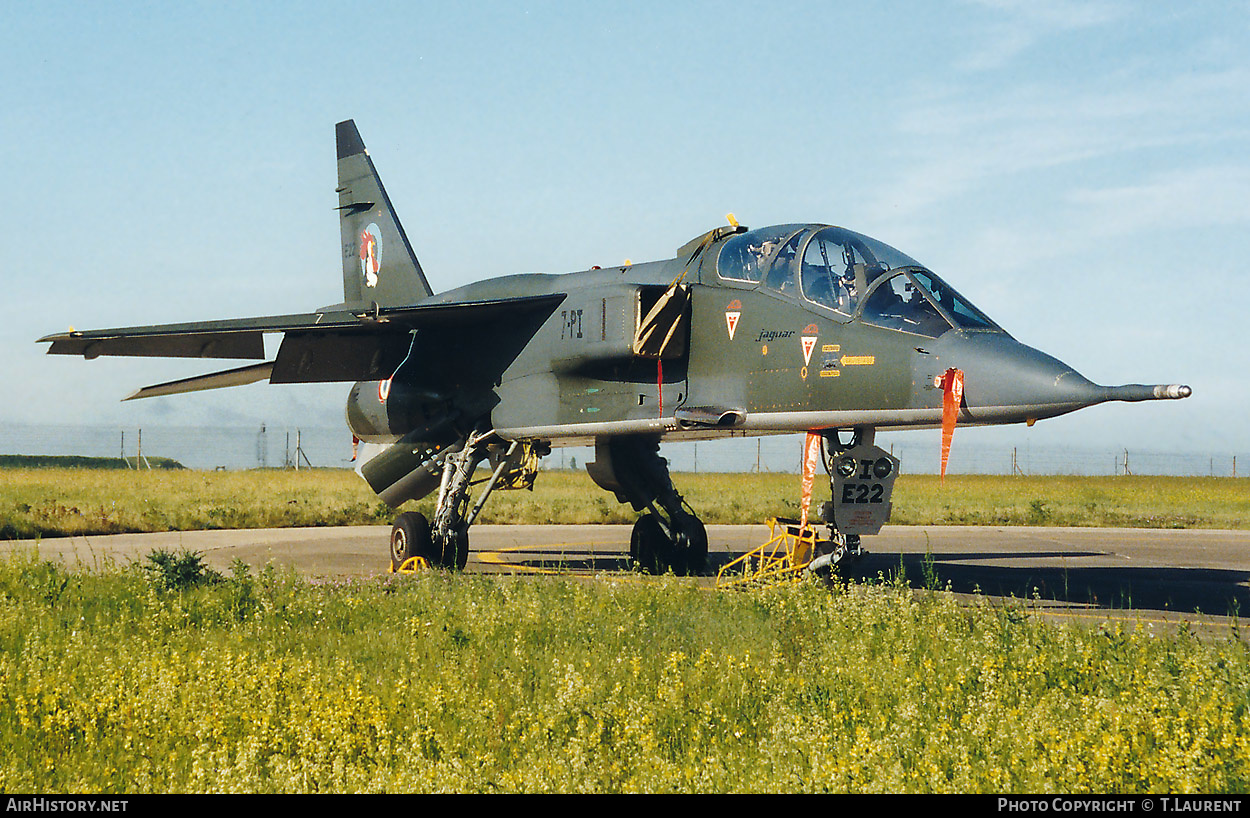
[657,437,1245,477]
[0,424,1243,477]
[0,424,355,472]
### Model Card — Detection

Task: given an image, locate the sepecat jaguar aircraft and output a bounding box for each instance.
[40,120,1191,574]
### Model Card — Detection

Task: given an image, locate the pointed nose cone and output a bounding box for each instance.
[932,332,1108,423]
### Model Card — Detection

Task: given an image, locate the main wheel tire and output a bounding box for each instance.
[674,513,708,576]
[390,512,434,571]
[442,527,470,571]
[630,515,666,574]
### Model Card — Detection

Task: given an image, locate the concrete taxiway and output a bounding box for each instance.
[4,524,1247,630]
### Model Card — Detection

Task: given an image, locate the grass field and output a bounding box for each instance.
[1,551,1246,793]
[1,468,1247,539]
[4,469,1247,793]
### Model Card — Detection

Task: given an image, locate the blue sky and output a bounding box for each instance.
[3,1,1247,461]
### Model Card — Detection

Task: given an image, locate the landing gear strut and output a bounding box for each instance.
[587,436,708,575]
[810,427,899,573]
[389,429,532,571]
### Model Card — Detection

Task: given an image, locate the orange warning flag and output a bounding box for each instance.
[800,432,822,528]
[940,368,964,481]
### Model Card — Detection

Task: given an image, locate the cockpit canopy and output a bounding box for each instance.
[716,224,998,338]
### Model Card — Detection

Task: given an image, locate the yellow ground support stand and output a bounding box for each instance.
[716,517,825,588]
[389,556,431,574]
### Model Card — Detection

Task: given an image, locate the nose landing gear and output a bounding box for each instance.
[811,427,897,572]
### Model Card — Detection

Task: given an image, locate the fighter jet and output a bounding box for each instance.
[40,120,1191,574]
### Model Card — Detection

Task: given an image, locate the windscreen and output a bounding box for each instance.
[858,272,951,337]
[859,269,999,337]
[906,269,998,331]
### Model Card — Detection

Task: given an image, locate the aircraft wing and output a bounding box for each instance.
[40,311,347,360]
[40,293,566,395]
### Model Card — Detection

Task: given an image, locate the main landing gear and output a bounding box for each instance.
[585,436,708,576]
[388,429,536,571]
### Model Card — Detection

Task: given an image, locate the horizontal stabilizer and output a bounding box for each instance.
[124,361,275,401]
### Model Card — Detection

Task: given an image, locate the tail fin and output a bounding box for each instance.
[335,120,433,308]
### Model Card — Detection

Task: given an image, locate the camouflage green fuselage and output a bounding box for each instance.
[404,249,952,449]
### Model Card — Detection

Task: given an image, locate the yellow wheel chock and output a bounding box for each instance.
[389,556,431,574]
